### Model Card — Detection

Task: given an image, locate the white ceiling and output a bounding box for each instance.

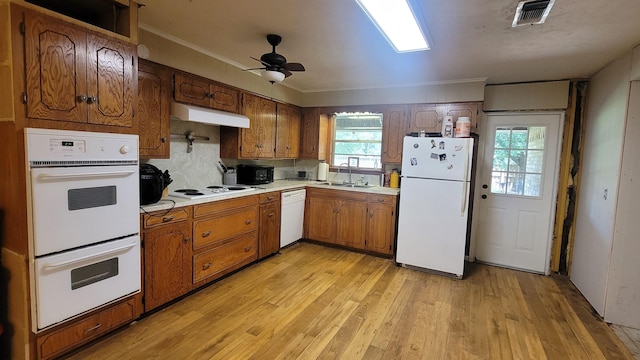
[138,0,640,93]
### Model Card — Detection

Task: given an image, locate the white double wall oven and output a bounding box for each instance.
[25,128,141,331]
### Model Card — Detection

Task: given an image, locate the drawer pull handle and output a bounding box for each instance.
[85,323,102,332]
[184,236,190,244]
[202,262,211,270]
[244,246,251,252]
[162,216,175,223]
[202,230,212,238]
[376,198,385,202]
[268,212,274,217]
[245,220,252,225]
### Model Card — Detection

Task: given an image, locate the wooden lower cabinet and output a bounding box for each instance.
[335,200,367,249]
[305,188,368,248]
[259,192,281,259]
[192,195,259,287]
[36,296,141,360]
[193,233,257,283]
[305,188,395,255]
[142,207,193,312]
[365,195,398,255]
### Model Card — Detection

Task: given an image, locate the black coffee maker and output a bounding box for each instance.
[139,164,172,205]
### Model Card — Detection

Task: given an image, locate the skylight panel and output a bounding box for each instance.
[356,0,430,52]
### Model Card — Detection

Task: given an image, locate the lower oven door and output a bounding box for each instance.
[30,165,139,256]
[33,236,141,331]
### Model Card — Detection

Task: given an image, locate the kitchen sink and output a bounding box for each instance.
[328,182,374,188]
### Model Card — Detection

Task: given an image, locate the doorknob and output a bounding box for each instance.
[481,194,487,199]
[482,184,488,189]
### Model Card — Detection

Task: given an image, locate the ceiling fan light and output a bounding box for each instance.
[262,70,285,83]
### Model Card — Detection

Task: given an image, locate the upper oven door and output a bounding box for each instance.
[30,165,139,256]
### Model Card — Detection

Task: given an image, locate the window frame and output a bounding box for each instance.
[328,112,384,174]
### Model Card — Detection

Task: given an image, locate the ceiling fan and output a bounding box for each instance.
[248,34,305,82]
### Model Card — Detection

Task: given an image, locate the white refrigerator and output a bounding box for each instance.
[396,136,474,278]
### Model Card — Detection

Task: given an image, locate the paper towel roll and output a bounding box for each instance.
[318,162,329,181]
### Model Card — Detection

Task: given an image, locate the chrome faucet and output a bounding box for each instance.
[338,162,352,184]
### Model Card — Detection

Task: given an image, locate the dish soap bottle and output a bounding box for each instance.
[390,169,399,188]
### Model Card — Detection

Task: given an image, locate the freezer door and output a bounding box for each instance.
[401,137,473,181]
[396,177,470,277]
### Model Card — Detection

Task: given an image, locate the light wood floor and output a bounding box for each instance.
[68,242,633,360]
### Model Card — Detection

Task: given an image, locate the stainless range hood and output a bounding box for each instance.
[170,102,250,128]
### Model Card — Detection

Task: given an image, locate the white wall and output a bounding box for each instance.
[571,52,632,315]
[605,80,640,327]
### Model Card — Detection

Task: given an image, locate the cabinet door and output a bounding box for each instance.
[259,201,281,258]
[305,196,335,242]
[409,104,443,133]
[257,97,276,158]
[143,221,192,311]
[240,93,261,158]
[24,12,88,122]
[138,60,171,158]
[382,105,407,164]
[86,33,135,127]
[276,103,301,158]
[174,72,210,108]
[444,102,480,133]
[300,108,328,160]
[366,202,395,255]
[209,83,239,113]
[335,200,367,249]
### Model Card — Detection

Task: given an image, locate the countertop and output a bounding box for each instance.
[140,179,401,213]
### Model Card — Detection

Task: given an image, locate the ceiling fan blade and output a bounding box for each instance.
[250,56,270,67]
[281,69,293,78]
[283,62,305,72]
[243,67,267,71]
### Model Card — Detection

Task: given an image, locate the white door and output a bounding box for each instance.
[473,113,563,274]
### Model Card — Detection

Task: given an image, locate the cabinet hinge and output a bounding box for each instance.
[22,92,27,104]
[140,239,144,248]
[141,296,145,304]
[19,22,25,35]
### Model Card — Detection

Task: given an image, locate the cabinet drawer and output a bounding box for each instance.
[193,233,257,283]
[36,297,139,360]
[193,207,257,249]
[367,194,397,205]
[143,207,191,229]
[307,187,368,201]
[259,191,280,203]
[193,195,258,218]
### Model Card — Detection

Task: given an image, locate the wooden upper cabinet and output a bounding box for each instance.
[220,93,277,159]
[300,108,329,160]
[408,104,443,133]
[174,72,239,113]
[138,60,171,158]
[443,102,481,133]
[24,11,135,127]
[240,93,276,159]
[275,103,301,159]
[382,105,408,164]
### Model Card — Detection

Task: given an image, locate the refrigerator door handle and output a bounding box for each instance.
[460,181,467,216]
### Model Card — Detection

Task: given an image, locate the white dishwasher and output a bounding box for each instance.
[280,189,306,248]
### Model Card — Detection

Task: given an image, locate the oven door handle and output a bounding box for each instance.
[41,243,137,270]
[37,170,137,181]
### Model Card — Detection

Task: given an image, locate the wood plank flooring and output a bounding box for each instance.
[68,242,633,359]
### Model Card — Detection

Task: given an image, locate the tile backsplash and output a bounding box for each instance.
[144,119,393,189]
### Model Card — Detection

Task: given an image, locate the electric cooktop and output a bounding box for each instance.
[169,185,255,199]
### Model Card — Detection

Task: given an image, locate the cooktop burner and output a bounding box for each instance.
[169,185,255,199]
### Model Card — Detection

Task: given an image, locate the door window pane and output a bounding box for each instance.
[490,126,547,198]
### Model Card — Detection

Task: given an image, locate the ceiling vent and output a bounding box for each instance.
[512,0,555,27]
